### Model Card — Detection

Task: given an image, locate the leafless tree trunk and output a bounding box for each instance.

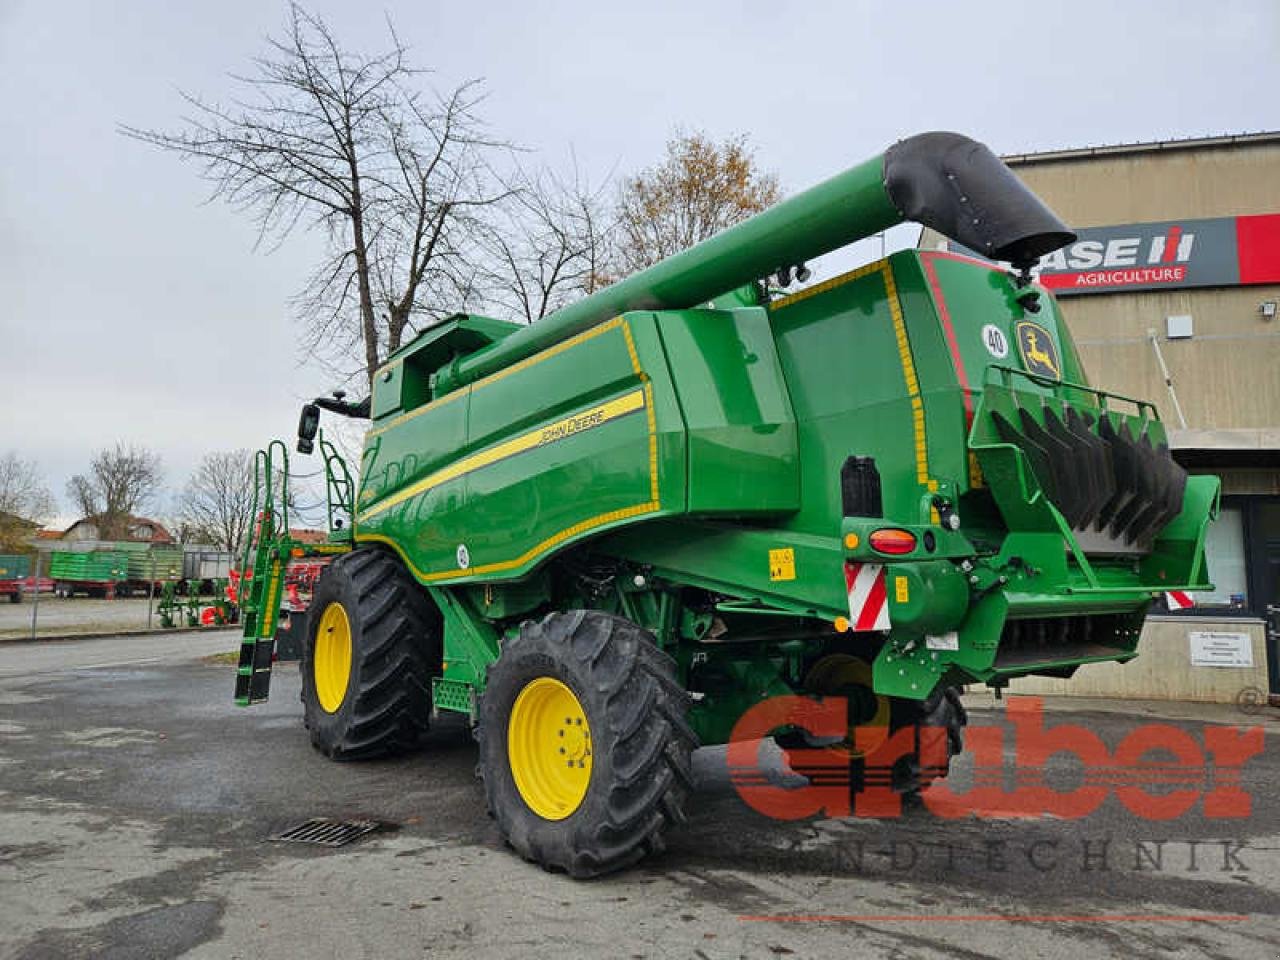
[66,444,164,538]
[474,162,613,324]
[121,4,507,390]
[0,452,57,551]
[175,450,257,554]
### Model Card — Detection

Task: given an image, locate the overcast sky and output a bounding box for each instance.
[2,0,1278,528]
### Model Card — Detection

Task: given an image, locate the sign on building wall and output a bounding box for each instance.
[949,213,1280,295]
[1188,631,1254,668]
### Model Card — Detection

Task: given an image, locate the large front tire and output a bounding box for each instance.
[478,611,697,878]
[301,549,440,760]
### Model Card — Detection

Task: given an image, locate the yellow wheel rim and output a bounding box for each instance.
[314,602,353,714]
[507,677,592,820]
[803,655,891,757]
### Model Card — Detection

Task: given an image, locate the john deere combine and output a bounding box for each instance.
[235,132,1217,877]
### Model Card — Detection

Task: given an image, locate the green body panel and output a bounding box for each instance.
[371,315,520,420]
[356,308,799,585]
[125,547,183,582]
[45,544,182,585]
[358,314,674,582]
[49,550,128,583]
[429,584,499,690]
[653,309,798,514]
[0,555,30,581]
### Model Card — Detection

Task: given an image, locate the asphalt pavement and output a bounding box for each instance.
[0,631,1277,959]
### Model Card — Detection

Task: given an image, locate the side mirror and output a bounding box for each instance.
[296,403,320,454]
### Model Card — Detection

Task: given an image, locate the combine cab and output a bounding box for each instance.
[237,132,1218,877]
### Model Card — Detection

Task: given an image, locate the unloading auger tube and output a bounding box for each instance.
[432,131,1075,393]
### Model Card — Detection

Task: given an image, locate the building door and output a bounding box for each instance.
[1250,501,1280,695]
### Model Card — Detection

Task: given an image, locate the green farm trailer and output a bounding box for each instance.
[50,550,129,598]
[236,132,1217,877]
[0,555,29,603]
[119,545,184,596]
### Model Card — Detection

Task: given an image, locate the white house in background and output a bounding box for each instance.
[60,515,174,544]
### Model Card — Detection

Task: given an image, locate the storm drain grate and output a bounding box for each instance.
[271,818,380,847]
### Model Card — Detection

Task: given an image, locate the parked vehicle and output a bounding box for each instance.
[49,550,127,598]
[0,555,30,603]
[235,132,1218,877]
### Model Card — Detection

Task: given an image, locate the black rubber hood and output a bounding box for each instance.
[884,132,1075,268]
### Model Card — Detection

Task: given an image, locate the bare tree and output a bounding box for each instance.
[175,451,257,554]
[475,163,613,324]
[0,452,57,551]
[66,444,164,539]
[121,4,507,389]
[614,130,781,275]
[65,475,97,519]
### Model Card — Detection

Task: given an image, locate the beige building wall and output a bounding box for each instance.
[1006,139,1280,433]
[1009,617,1268,703]
[1004,139,1280,226]
[1059,287,1278,430]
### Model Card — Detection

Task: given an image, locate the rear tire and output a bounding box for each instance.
[301,549,441,760]
[885,686,967,795]
[478,611,697,878]
[776,658,966,797]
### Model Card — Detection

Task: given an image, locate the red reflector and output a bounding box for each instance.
[869,528,916,555]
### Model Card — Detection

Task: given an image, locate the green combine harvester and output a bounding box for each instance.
[235,132,1217,877]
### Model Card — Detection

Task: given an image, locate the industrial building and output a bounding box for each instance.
[926,131,1280,702]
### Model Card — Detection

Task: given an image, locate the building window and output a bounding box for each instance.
[1166,504,1251,616]
[1162,494,1280,624]
[1198,507,1249,611]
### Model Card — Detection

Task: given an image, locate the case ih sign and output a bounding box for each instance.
[951,213,1280,295]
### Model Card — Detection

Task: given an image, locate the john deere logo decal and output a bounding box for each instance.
[1016,322,1061,379]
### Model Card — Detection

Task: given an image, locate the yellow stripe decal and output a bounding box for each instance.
[357,388,646,524]
[617,319,662,505]
[768,259,888,312]
[365,382,467,440]
[358,500,662,584]
[881,264,934,492]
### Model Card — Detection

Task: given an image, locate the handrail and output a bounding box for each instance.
[318,430,354,540]
[983,364,1160,422]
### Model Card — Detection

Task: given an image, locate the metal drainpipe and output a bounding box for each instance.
[1147,328,1189,429]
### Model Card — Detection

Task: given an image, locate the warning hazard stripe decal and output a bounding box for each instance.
[845,562,890,631]
[1165,590,1194,611]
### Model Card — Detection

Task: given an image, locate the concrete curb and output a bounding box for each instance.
[0,626,240,646]
[965,690,1280,726]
